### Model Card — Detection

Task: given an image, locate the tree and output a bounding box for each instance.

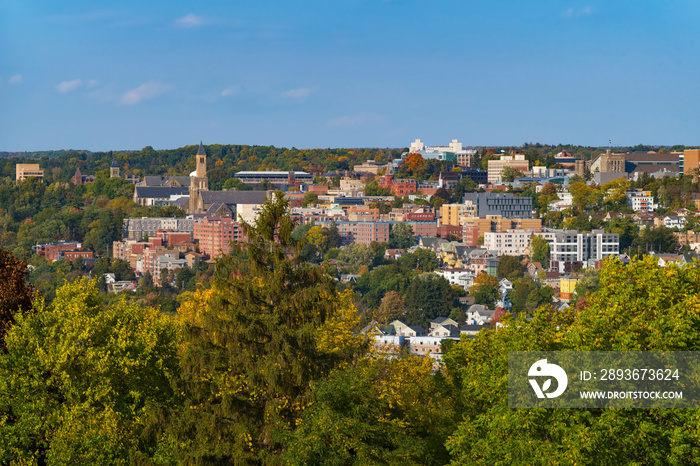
[389,223,414,249]
[443,256,700,465]
[166,192,367,463]
[302,191,319,207]
[531,234,550,268]
[508,275,554,314]
[364,180,391,196]
[500,166,525,182]
[336,243,375,274]
[0,248,35,349]
[635,225,677,254]
[468,272,499,308]
[326,221,342,249]
[496,255,522,279]
[375,290,406,324]
[404,273,456,327]
[0,278,181,463]
[282,355,452,465]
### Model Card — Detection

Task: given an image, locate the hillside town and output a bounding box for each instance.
[16,141,700,365]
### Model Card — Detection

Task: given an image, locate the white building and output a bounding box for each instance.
[626,190,656,212]
[408,139,476,167]
[663,216,686,230]
[434,268,476,290]
[549,229,619,273]
[483,229,535,256]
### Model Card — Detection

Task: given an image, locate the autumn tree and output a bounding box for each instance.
[0,248,35,350]
[468,272,499,308]
[375,290,407,324]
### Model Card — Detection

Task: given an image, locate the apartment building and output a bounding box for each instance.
[483,229,536,256]
[549,229,619,273]
[123,217,195,241]
[626,190,656,212]
[193,216,247,258]
[463,193,533,219]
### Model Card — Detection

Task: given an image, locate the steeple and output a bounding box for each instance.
[110,153,120,178]
[189,141,209,214]
[197,141,206,156]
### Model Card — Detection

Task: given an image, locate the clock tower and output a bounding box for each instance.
[188,141,209,214]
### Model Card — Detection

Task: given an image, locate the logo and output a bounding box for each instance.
[528,359,568,399]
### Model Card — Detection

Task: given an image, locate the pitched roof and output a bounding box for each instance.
[200,190,270,206]
[197,141,206,156]
[111,158,119,168]
[134,186,189,198]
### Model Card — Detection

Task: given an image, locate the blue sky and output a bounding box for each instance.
[1,0,699,151]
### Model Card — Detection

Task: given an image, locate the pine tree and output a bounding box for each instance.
[167,191,365,464]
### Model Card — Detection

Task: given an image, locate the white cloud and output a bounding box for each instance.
[565,7,593,18]
[9,74,22,85]
[221,86,238,97]
[56,79,83,93]
[175,14,206,28]
[326,112,385,128]
[86,79,100,89]
[119,81,173,105]
[282,87,314,101]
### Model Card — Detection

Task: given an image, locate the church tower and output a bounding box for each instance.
[110,153,120,178]
[188,141,209,214]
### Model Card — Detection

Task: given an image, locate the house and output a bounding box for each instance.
[466,304,494,325]
[388,320,410,335]
[662,216,686,230]
[384,248,406,260]
[430,317,458,330]
[527,261,544,277]
[428,323,461,338]
[408,337,445,358]
[401,325,427,337]
[108,281,139,293]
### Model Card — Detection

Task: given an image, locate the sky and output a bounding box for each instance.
[1,0,699,152]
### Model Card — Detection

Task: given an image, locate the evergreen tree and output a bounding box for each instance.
[166,191,366,463]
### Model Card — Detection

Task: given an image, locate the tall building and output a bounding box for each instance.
[188,142,209,214]
[462,193,533,219]
[548,229,619,273]
[110,157,120,178]
[683,149,700,178]
[15,163,44,182]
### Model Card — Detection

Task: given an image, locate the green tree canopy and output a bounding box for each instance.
[0,278,181,464]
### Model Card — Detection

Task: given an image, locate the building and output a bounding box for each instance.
[560,276,580,302]
[590,150,625,173]
[626,190,656,212]
[193,216,248,258]
[15,163,44,182]
[549,229,619,273]
[72,168,95,185]
[487,154,529,183]
[189,142,210,214]
[233,170,313,186]
[483,229,536,256]
[108,155,140,183]
[462,216,542,246]
[462,193,533,219]
[408,139,475,167]
[682,149,700,177]
[353,160,385,175]
[133,186,190,207]
[33,240,87,261]
[122,218,195,241]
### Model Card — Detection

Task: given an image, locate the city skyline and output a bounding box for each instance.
[2,0,700,152]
